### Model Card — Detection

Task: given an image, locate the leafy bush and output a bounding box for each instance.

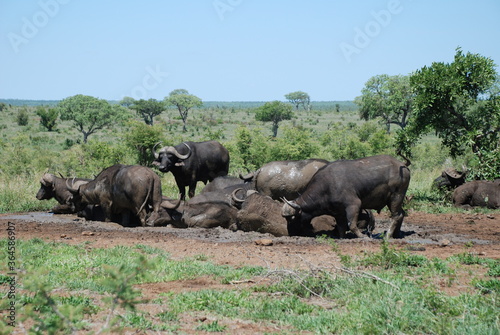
[123,121,165,166]
[36,106,59,131]
[320,121,394,160]
[16,108,29,126]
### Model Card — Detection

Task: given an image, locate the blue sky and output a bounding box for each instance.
[1,0,499,101]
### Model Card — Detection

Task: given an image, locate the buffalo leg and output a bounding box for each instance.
[333,213,349,238]
[188,182,197,199]
[345,204,365,238]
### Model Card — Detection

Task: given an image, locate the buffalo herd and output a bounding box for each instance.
[36,140,498,239]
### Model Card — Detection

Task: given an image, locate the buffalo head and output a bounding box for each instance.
[36,173,56,200]
[152,142,192,173]
[65,178,89,212]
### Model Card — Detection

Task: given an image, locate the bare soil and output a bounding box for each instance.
[1,209,499,334]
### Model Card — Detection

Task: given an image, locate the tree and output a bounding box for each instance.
[58,94,130,143]
[119,96,135,108]
[123,121,164,165]
[255,100,293,137]
[130,98,166,125]
[398,48,500,179]
[355,74,413,131]
[36,106,59,131]
[16,108,29,126]
[164,89,202,132]
[285,91,310,111]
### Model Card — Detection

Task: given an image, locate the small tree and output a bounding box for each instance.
[164,89,202,132]
[285,91,310,111]
[119,96,135,108]
[255,100,293,137]
[36,106,59,131]
[123,121,164,165]
[0,102,7,112]
[130,98,166,125]
[398,48,500,179]
[16,108,29,126]
[355,74,413,132]
[58,94,130,143]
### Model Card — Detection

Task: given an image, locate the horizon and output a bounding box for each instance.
[1,1,499,101]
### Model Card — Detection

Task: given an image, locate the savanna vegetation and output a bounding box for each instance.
[1,48,499,333]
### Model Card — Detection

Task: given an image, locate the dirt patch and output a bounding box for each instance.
[1,210,499,333]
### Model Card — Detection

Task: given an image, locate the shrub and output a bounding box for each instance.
[16,108,29,126]
[36,106,59,131]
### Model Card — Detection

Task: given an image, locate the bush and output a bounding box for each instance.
[36,106,59,131]
[320,121,394,160]
[16,108,29,126]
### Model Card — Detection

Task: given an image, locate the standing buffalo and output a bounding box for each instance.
[153,141,230,199]
[282,155,410,239]
[36,173,91,214]
[66,164,174,227]
[433,168,467,191]
[236,192,375,237]
[243,159,329,200]
[453,180,500,209]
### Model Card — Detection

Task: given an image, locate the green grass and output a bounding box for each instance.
[0,238,498,334]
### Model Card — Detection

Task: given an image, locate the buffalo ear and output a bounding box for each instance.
[174,162,185,167]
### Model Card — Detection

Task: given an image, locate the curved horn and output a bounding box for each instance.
[161,195,182,209]
[231,188,245,203]
[41,173,55,186]
[166,143,191,160]
[281,197,301,210]
[65,177,79,193]
[239,172,254,181]
[152,142,163,160]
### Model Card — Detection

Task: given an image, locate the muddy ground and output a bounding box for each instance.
[1,209,499,334]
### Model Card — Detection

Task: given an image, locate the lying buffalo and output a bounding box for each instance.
[201,175,253,194]
[433,168,467,191]
[237,192,375,237]
[153,141,230,199]
[36,173,91,214]
[242,159,328,200]
[67,164,178,227]
[282,155,410,239]
[178,189,242,229]
[453,180,500,209]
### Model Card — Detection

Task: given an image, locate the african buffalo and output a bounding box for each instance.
[243,159,329,200]
[433,168,467,190]
[453,179,500,209]
[182,200,238,229]
[67,164,176,227]
[36,173,91,214]
[236,192,375,237]
[282,155,410,239]
[153,141,230,199]
[201,175,253,194]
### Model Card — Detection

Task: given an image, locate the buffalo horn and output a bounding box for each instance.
[231,188,245,203]
[152,142,163,160]
[281,197,301,210]
[239,172,254,181]
[166,143,191,160]
[41,173,55,186]
[65,177,79,193]
[161,195,182,209]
